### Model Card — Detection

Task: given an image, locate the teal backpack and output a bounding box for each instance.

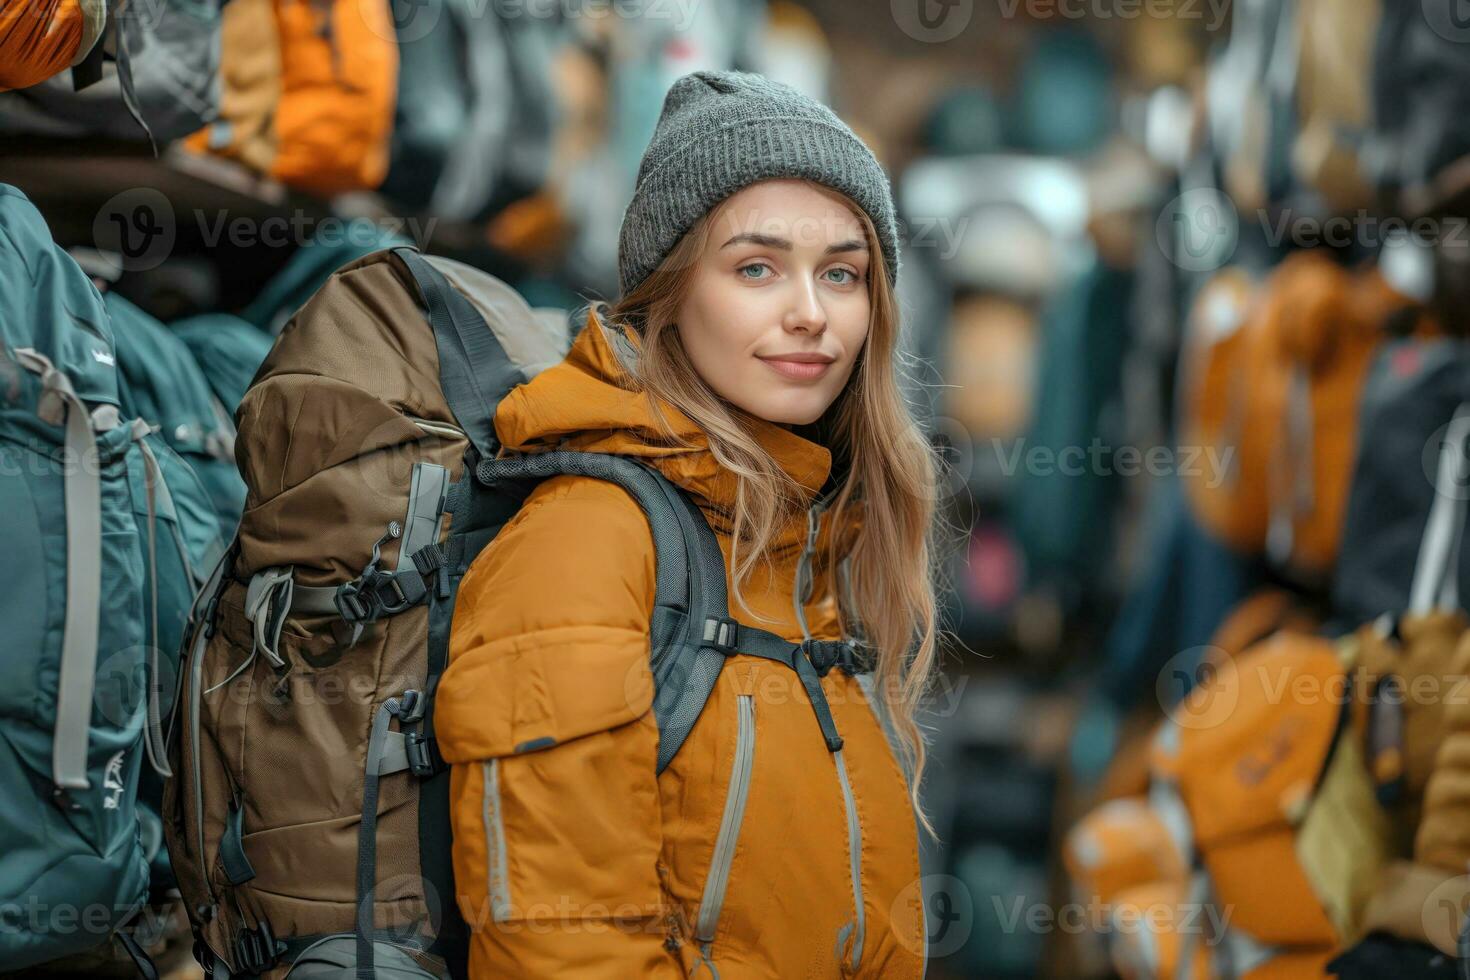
[107,293,245,545]
[169,313,274,421]
[0,184,205,970]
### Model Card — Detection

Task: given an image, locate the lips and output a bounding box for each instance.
[758,356,834,381]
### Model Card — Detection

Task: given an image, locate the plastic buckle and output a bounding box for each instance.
[801,639,839,677]
[233,921,282,974]
[369,572,415,616]
[396,688,425,724]
[704,616,740,655]
[334,579,373,623]
[404,730,439,777]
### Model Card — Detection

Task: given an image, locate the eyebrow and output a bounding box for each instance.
[720,233,868,256]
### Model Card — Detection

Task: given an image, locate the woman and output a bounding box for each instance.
[437,70,941,978]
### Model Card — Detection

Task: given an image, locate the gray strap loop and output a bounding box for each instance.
[376,731,411,777]
[1411,404,1470,615]
[16,349,104,798]
[396,462,449,573]
[243,566,293,670]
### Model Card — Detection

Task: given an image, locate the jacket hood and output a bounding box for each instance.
[493,306,840,522]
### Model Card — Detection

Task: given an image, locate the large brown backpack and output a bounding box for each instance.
[161,247,874,978]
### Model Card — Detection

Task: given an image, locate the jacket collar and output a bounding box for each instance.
[493,306,836,518]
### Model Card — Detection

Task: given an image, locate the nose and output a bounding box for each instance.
[782,276,827,335]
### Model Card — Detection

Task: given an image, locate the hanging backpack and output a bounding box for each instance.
[0,0,106,91]
[1345,405,1470,961]
[162,245,873,977]
[108,292,244,546]
[0,184,201,969]
[1333,338,1470,629]
[0,0,220,147]
[170,313,274,414]
[1181,253,1411,580]
[239,219,409,336]
[182,0,397,195]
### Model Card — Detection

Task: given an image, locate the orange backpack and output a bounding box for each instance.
[1068,628,1396,979]
[183,0,397,195]
[1181,254,1410,578]
[0,0,105,91]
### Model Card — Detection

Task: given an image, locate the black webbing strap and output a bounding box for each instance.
[702,617,871,753]
[394,248,524,459]
[357,693,419,979]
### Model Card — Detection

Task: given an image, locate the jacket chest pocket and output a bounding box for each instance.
[692,692,757,970]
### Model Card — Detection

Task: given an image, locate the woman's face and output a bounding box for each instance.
[675,179,872,426]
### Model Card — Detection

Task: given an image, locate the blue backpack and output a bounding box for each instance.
[0,184,207,970]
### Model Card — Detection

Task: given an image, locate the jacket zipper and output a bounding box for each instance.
[694,693,757,954]
[794,492,867,972]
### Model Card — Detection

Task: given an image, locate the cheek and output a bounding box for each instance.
[832,296,872,358]
[680,278,769,363]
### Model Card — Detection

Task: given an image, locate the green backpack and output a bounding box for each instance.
[0,183,202,970]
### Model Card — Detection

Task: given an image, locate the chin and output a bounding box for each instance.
[740,398,829,427]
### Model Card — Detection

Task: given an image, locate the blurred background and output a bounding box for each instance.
[5,0,1470,976]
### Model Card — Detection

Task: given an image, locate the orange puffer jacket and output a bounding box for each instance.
[436,310,927,978]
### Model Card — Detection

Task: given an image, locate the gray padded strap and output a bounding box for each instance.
[396,462,449,572]
[132,421,173,779]
[16,349,104,796]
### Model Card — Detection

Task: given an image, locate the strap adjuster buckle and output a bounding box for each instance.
[801,639,872,678]
[233,921,283,973]
[404,730,439,777]
[703,616,741,655]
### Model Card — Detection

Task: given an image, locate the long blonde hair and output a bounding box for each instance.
[592,183,944,832]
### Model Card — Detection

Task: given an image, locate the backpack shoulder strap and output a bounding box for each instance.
[393,247,525,460]
[475,450,871,773]
[477,451,713,771]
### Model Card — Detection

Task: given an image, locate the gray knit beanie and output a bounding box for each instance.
[617,70,901,297]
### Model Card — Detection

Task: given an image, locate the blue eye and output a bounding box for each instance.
[824,268,858,285]
[738,263,772,280]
